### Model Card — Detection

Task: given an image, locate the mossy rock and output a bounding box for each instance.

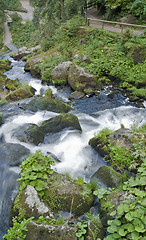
[10,172,94,221]
[89,135,110,157]
[86,216,105,240]
[5,78,22,91]
[0,72,7,88]
[24,56,42,77]
[45,88,53,98]
[68,64,97,92]
[12,123,44,145]
[0,60,12,72]
[92,165,125,188]
[25,221,77,240]
[9,185,54,225]
[69,91,85,100]
[22,97,71,113]
[40,113,81,134]
[51,61,72,86]
[5,87,33,102]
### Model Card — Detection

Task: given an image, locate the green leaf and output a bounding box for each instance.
[135,224,145,233]
[110,210,116,216]
[118,228,127,236]
[125,212,133,221]
[132,231,139,240]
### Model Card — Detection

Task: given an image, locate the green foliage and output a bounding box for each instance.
[36,215,65,226]
[10,20,36,48]
[18,150,55,198]
[4,217,34,240]
[76,222,87,240]
[2,0,21,10]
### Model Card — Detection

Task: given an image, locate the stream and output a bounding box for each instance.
[0,57,145,239]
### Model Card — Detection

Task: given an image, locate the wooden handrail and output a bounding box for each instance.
[87,18,146,29]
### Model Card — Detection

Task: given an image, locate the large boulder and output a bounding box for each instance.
[12,47,31,61]
[5,87,34,102]
[40,113,81,134]
[51,61,72,85]
[0,143,30,166]
[9,185,54,225]
[12,123,44,146]
[21,97,71,113]
[25,221,77,240]
[92,165,125,188]
[68,64,97,92]
[24,56,42,77]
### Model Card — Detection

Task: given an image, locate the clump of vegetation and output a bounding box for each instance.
[18,150,55,198]
[4,217,34,240]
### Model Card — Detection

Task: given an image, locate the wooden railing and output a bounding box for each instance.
[87,18,146,33]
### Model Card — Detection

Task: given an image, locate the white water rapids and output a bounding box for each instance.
[0,57,145,239]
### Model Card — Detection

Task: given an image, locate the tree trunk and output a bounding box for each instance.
[61,0,65,22]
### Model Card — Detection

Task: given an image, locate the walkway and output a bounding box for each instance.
[3,0,34,52]
[86,8,145,35]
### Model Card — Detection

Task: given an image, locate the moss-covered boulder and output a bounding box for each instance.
[24,56,42,77]
[40,113,81,134]
[12,123,44,145]
[5,78,22,91]
[0,60,12,72]
[10,172,94,220]
[21,96,71,113]
[92,165,125,188]
[5,87,34,102]
[9,185,54,225]
[69,91,85,100]
[51,61,72,86]
[25,221,77,240]
[68,64,97,92]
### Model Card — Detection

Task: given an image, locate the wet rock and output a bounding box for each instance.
[108,128,136,150]
[0,113,2,125]
[25,221,77,240]
[9,185,54,225]
[80,54,91,64]
[21,96,71,113]
[24,56,42,77]
[69,91,85,100]
[84,88,94,97]
[92,165,125,188]
[12,123,44,146]
[40,113,81,134]
[68,64,97,92]
[12,47,31,60]
[44,88,53,98]
[51,61,72,85]
[5,86,34,102]
[0,143,30,166]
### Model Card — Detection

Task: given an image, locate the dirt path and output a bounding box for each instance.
[86,8,144,35]
[3,0,34,52]
[18,0,34,22]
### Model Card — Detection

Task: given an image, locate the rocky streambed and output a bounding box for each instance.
[0,56,145,239]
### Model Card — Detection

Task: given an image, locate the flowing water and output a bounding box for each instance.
[0,57,145,239]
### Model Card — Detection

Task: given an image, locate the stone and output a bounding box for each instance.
[9,185,54,225]
[40,113,81,134]
[24,56,42,77]
[69,91,85,100]
[21,96,71,113]
[0,143,30,166]
[5,87,33,102]
[80,54,91,64]
[25,221,77,240]
[51,61,72,85]
[12,47,31,60]
[68,64,97,92]
[120,15,135,24]
[12,123,44,146]
[92,165,125,188]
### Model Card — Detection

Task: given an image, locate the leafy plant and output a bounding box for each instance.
[18,150,55,197]
[76,222,87,240]
[4,217,34,240]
